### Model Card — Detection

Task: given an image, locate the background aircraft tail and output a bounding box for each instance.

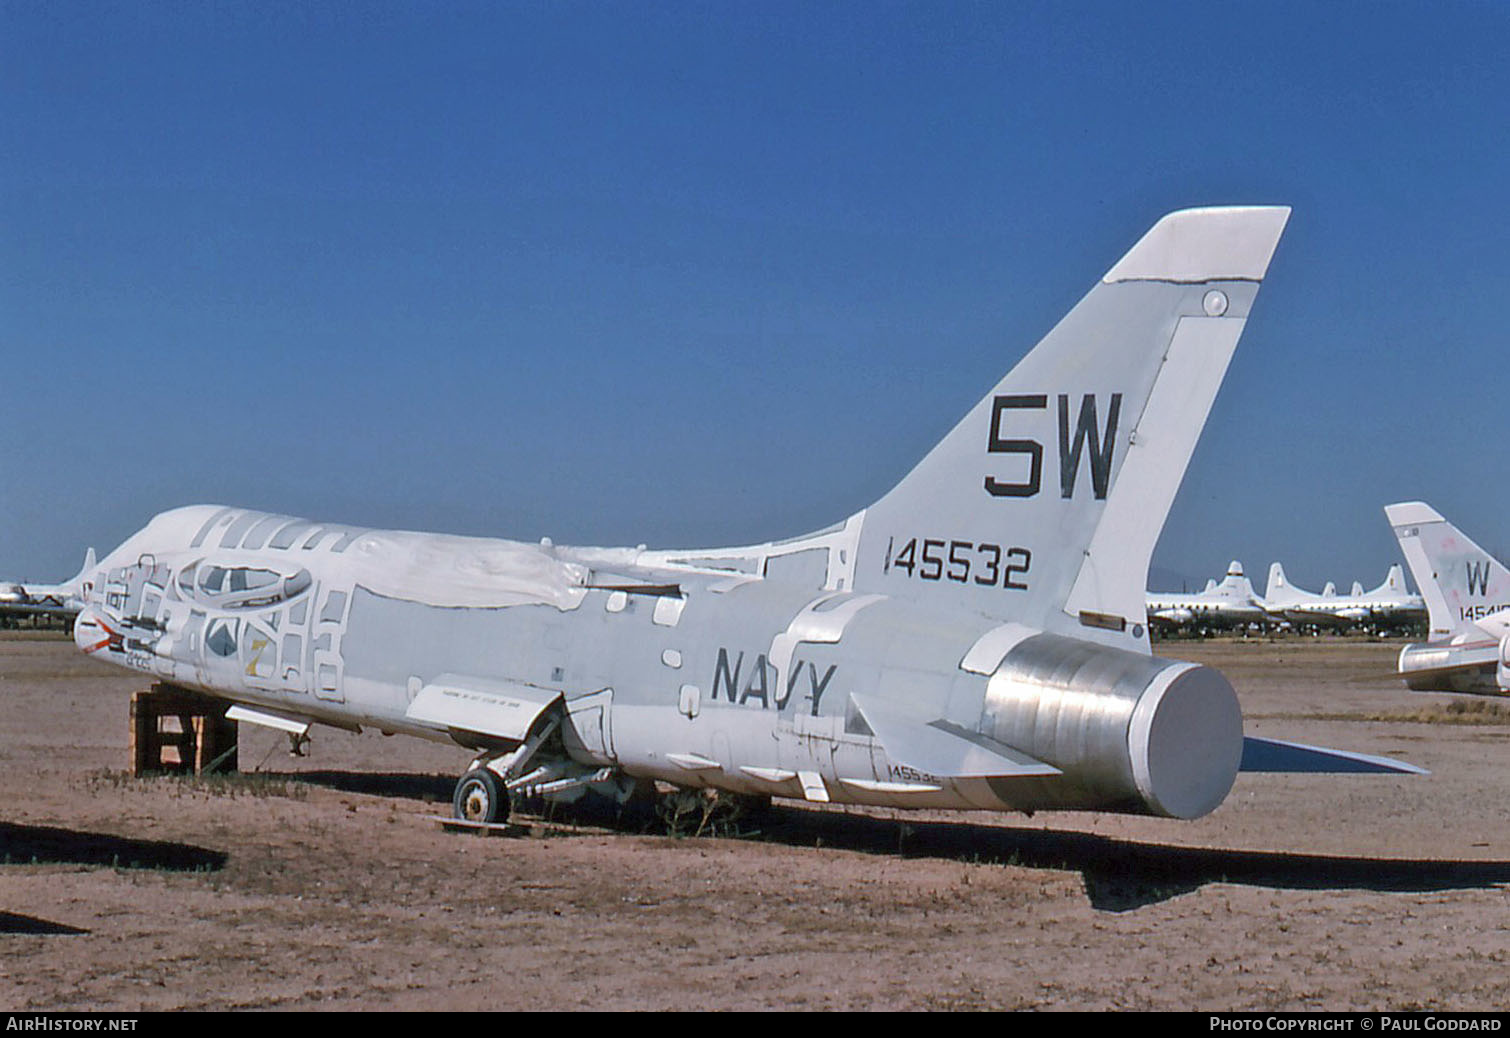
[68,547,97,598]
[1379,563,1408,594]
[1265,562,1289,600]
[1386,502,1510,639]
[849,206,1290,648]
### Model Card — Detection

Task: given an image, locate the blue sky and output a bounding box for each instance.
[4,1,1509,592]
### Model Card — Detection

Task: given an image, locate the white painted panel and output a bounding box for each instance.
[405,673,562,742]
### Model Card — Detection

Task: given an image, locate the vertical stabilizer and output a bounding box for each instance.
[1265,562,1288,601]
[70,547,98,599]
[850,207,1290,650]
[1386,502,1510,639]
[1381,563,1407,594]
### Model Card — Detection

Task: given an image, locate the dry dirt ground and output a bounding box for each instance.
[2,631,1508,1011]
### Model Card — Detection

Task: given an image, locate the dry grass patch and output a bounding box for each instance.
[1254,698,1510,726]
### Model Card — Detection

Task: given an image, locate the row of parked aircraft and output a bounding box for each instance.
[1144,502,1510,699]
[1146,558,1426,632]
[14,206,1508,836]
[0,549,93,627]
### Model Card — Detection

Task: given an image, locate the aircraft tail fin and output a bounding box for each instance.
[61,547,97,599]
[1381,563,1407,594]
[1265,562,1288,600]
[848,207,1290,648]
[1386,502,1510,638]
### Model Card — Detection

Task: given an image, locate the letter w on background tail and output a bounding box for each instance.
[1386,501,1510,639]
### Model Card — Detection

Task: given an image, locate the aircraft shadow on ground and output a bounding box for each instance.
[261,770,1510,912]
[757,810,1510,912]
[266,770,455,802]
[0,822,227,874]
[0,911,90,936]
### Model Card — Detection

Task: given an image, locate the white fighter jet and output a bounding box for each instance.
[1388,502,1510,695]
[70,207,1423,828]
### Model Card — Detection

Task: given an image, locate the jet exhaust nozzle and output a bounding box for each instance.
[981,633,1243,818]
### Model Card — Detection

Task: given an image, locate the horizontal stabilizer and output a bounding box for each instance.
[1240,736,1427,775]
[851,695,1060,779]
[405,673,562,742]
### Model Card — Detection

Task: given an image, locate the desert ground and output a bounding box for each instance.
[1,630,1508,1011]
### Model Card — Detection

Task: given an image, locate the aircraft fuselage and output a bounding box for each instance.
[76,505,1244,820]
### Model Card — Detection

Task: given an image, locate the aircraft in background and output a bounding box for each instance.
[1146,561,1269,631]
[1263,562,1351,629]
[1345,564,1425,629]
[69,206,1423,830]
[1388,502,1510,695]
[0,549,96,628]
[1263,562,1424,631]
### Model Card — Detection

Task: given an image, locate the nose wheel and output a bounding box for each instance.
[452,768,510,825]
